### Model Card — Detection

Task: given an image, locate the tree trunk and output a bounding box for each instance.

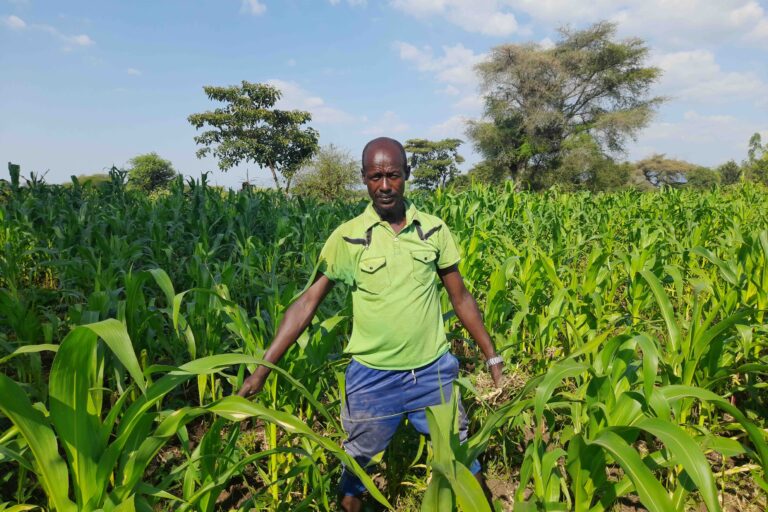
[268,165,283,193]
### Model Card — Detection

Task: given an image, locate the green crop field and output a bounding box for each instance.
[1,172,767,511]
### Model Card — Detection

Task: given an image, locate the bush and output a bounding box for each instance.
[127,153,177,193]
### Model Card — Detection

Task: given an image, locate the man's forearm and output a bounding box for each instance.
[251,294,318,380]
[452,290,497,359]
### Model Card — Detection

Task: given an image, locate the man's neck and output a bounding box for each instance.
[374,202,407,233]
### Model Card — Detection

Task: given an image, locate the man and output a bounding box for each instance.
[238,137,503,511]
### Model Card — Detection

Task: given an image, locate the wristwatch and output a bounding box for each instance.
[485,355,504,368]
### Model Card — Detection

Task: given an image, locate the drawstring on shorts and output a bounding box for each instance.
[411,369,417,384]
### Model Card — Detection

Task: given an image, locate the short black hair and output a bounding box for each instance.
[361,137,408,172]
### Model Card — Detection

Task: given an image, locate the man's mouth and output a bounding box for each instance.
[378,196,395,205]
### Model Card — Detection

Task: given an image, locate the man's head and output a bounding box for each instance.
[361,137,410,219]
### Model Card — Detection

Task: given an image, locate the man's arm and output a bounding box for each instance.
[438,264,503,387]
[237,273,335,397]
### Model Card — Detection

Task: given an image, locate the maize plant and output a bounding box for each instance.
[1,171,767,510]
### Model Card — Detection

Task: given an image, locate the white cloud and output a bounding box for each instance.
[362,111,409,135]
[452,94,483,111]
[428,114,468,138]
[504,0,768,48]
[395,41,485,114]
[266,79,357,124]
[746,17,768,42]
[437,85,460,96]
[653,50,768,103]
[4,16,96,49]
[3,14,26,29]
[66,34,94,46]
[126,68,142,76]
[391,0,519,36]
[329,0,367,5]
[629,110,766,165]
[240,0,266,15]
[390,1,768,47]
[539,37,555,49]
[394,41,483,87]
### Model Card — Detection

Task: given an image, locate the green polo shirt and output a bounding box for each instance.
[317,201,460,370]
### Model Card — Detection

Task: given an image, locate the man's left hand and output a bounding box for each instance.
[490,363,503,388]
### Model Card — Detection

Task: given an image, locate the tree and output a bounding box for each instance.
[466,160,508,186]
[717,160,741,185]
[127,153,177,193]
[745,132,768,185]
[686,167,720,189]
[403,138,464,190]
[292,144,359,201]
[466,112,529,185]
[188,81,319,193]
[471,21,663,189]
[632,154,698,188]
[546,133,630,191]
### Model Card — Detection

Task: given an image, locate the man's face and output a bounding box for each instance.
[362,144,409,217]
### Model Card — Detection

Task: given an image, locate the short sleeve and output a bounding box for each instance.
[436,222,461,269]
[317,227,355,286]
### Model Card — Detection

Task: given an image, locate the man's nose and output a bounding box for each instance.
[381,177,392,191]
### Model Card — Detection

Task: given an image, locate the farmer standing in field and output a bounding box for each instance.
[238,137,504,511]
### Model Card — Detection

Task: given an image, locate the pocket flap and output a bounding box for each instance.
[359,256,386,274]
[412,250,437,264]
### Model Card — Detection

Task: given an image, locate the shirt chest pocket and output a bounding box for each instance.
[356,256,390,294]
[411,250,438,285]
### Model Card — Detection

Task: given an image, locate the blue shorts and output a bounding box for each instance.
[339,351,481,497]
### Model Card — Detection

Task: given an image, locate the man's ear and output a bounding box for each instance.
[360,168,367,184]
[404,165,411,181]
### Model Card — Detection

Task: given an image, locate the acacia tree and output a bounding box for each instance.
[292,144,359,201]
[469,21,663,189]
[403,138,464,190]
[632,154,699,189]
[188,81,319,193]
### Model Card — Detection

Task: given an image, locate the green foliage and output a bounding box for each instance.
[686,166,720,189]
[69,173,111,188]
[718,160,742,185]
[472,21,663,189]
[464,160,508,187]
[539,133,631,191]
[404,138,465,190]
[292,144,359,201]
[8,162,20,191]
[744,132,768,185]
[127,152,177,193]
[632,153,698,188]
[466,111,528,185]
[1,179,768,510]
[188,81,319,193]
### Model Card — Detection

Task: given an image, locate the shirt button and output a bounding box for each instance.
[393,237,398,241]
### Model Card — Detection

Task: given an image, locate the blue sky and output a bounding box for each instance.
[2,0,767,189]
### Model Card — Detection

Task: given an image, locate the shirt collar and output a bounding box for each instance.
[362,200,420,230]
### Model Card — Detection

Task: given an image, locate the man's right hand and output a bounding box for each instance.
[235,274,335,399]
[237,371,267,397]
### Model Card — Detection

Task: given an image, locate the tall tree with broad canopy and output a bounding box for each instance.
[188,81,319,193]
[403,138,464,190]
[469,21,663,189]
